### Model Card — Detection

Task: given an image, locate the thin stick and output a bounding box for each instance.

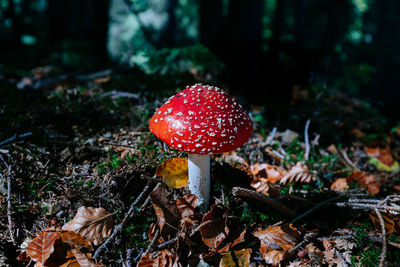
[339,149,360,171]
[304,119,311,161]
[0,132,32,147]
[232,187,297,216]
[335,202,400,214]
[375,208,387,267]
[157,237,179,250]
[0,154,15,245]
[145,228,160,254]
[94,182,153,259]
[291,196,341,224]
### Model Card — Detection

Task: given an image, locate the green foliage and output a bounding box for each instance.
[131,44,223,75]
[350,221,381,267]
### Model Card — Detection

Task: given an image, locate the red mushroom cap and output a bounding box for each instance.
[149,84,253,154]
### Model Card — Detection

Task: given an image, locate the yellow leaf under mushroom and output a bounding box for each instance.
[156,157,189,188]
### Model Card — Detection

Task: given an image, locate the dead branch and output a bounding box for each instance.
[375,208,387,267]
[304,119,311,161]
[94,181,154,259]
[0,154,15,245]
[145,228,160,254]
[0,132,32,147]
[335,201,400,214]
[232,187,297,216]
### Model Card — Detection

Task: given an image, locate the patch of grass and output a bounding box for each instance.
[350,221,381,267]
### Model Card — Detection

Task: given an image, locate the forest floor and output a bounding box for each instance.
[1,66,400,267]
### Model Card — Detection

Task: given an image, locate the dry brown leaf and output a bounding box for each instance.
[250,163,287,184]
[253,224,299,266]
[330,178,349,192]
[176,194,200,230]
[250,177,280,197]
[305,243,324,265]
[156,158,188,189]
[176,194,198,219]
[221,151,250,171]
[370,210,400,235]
[346,171,380,195]
[200,204,229,250]
[137,250,180,267]
[59,259,81,267]
[70,247,104,267]
[59,231,93,250]
[27,230,60,265]
[219,249,252,267]
[280,162,316,185]
[366,146,395,167]
[62,206,114,246]
[150,186,179,240]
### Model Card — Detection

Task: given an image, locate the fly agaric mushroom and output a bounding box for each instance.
[149,84,252,210]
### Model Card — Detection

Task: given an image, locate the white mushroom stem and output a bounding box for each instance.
[188,153,210,211]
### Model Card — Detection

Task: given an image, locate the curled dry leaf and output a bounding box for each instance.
[137,249,180,267]
[26,230,60,265]
[250,177,280,197]
[156,157,188,189]
[219,248,252,267]
[150,186,179,240]
[366,146,400,172]
[221,151,250,171]
[200,204,229,250]
[176,194,201,229]
[69,247,104,267]
[330,178,349,192]
[250,163,287,184]
[253,224,300,266]
[280,162,316,185]
[62,206,114,246]
[59,231,93,250]
[176,194,198,219]
[370,210,400,235]
[346,171,380,195]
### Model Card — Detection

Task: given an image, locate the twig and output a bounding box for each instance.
[157,237,179,250]
[304,119,311,161]
[94,182,153,259]
[232,187,297,216]
[335,202,400,214]
[0,154,16,245]
[145,228,160,254]
[291,196,342,224]
[375,208,387,267]
[0,132,32,147]
[126,248,134,267]
[339,149,360,171]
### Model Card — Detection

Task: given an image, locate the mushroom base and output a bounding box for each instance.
[188,154,210,211]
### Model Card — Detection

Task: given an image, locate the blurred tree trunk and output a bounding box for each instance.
[199,0,223,53]
[166,0,177,46]
[6,0,21,45]
[46,0,110,62]
[224,0,264,101]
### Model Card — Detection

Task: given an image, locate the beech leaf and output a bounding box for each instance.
[156,157,188,188]
[62,206,114,246]
[200,204,229,250]
[26,230,60,265]
[219,249,252,267]
[253,224,300,265]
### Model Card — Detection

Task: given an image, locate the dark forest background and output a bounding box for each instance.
[1,0,400,117]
